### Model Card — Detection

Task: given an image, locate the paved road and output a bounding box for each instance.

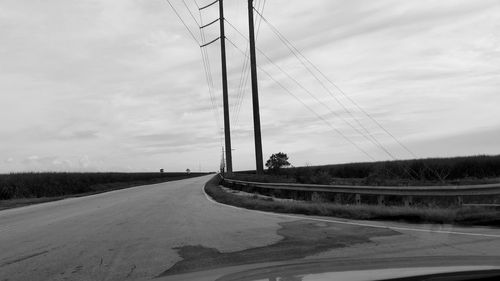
[1,175,499,281]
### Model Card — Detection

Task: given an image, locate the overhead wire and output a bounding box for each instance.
[252,9,390,151]
[200,27,221,128]
[251,9,422,179]
[165,0,199,44]
[225,20,381,148]
[233,0,267,126]
[259,12,439,180]
[224,19,414,170]
[236,0,266,124]
[226,23,415,179]
[194,0,224,145]
[255,8,418,160]
[182,0,200,27]
[168,0,223,147]
[226,37,376,161]
[231,3,253,125]
[167,1,429,180]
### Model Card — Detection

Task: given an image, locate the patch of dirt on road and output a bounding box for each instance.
[159,220,399,276]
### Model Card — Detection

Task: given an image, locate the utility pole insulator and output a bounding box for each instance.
[248,0,264,174]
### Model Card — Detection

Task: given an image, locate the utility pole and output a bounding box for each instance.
[219,0,233,174]
[247,0,264,174]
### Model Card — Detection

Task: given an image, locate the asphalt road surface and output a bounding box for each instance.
[1,175,499,281]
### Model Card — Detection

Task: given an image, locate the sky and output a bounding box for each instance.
[1,0,499,173]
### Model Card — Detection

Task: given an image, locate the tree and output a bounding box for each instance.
[265,152,291,173]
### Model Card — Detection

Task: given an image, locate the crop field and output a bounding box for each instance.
[0,172,209,210]
[231,154,500,186]
[224,155,500,207]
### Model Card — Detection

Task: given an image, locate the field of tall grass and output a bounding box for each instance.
[0,172,207,201]
[224,155,500,207]
[232,154,500,186]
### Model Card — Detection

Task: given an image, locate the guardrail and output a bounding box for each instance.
[221,177,500,207]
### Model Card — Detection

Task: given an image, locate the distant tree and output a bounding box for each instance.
[265,152,291,173]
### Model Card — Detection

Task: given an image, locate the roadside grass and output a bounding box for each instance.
[0,173,209,210]
[0,196,71,210]
[205,176,500,227]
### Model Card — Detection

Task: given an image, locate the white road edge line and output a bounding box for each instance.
[202,182,500,239]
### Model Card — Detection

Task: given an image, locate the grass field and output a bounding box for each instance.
[226,155,500,207]
[205,176,500,226]
[232,154,500,186]
[0,172,209,210]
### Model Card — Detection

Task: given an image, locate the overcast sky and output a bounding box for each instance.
[1,0,499,173]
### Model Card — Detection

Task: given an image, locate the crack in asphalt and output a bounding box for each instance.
[126,264,137,278]
[0,250,49,267]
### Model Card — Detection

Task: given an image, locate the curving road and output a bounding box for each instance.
[1,175,499,281]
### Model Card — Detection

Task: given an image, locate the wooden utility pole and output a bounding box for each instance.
[247,0,264,174]
[219,0,232,174]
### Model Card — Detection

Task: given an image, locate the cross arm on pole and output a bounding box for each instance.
[199,0,218,10]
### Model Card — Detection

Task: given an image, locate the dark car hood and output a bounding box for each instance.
[159,256,500,281]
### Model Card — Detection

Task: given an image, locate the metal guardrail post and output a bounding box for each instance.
[403,196,413,207]
[355,194,361,205]
[311,192,320,202]
[334,194,342,204]
[377,195,385,206]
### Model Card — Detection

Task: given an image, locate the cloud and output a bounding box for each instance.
[4,157,14,164]
[22,155,41,164]
[56,130,100,141]
[79,155,91,168]
[0,0,499,172]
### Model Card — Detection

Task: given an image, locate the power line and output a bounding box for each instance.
[252,9,383,145]
[165,0,199,44]
[224,19,393,157]
[226,37,376,161]
[235,0,267,124]
[197,2,219,122]
[167,0,222,145]
[252,9,418,159]
[167,1,433,180]
[199,36,221,132]
[231,0,260,122]
[195,0,223,145]
[182,0,201,27]
[251,9,422,179]
[225,15,419,179]
[232,0,267,126]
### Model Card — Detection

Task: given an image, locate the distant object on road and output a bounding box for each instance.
[160,169,164,173]
[186,168,191,175]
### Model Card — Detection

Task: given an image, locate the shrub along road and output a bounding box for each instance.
[0,175,499,281]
